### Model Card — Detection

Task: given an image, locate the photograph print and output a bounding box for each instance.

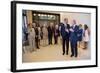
[11,1,98,72]
[22,10,91,62]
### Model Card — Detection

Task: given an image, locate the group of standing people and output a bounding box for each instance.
[60,18,90,57]
[27,23,40,52]
[22,18,90,58]
[23,22,60,52]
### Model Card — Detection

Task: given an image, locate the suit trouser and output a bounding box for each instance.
[48,35,52,44]
[70,41,78,56]
[35,37,39,48]
[62,38,69,54]
[54,35,58,44]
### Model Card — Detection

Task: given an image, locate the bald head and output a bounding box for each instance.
[64,18,68,24]
[72,20,76,24]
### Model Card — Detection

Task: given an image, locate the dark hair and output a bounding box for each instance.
[79,24,82,27]
[27,23,31,27]
[84,24,88,30]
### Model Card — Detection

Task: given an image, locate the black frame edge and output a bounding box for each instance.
[14,65,97,72]
[11,1,16,72]
[11,1,97,8]
[96,6,98,67]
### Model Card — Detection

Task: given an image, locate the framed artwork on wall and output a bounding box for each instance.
[11,1,98,72]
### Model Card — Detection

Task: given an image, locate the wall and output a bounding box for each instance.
[60,12,91,26]
[0,0,99,73]
[26,10,33,24]
[26,11,91,27]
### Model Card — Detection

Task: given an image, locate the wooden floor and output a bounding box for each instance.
[22,38,91,63]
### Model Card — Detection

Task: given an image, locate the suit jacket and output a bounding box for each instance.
[35,27,39,38]
[47,26,53,37]
[70,25,79,42]
[60,23,70,39]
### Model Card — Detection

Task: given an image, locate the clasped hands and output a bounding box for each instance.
[69,28,74,32]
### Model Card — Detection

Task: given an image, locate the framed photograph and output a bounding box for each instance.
[11,1,98,72]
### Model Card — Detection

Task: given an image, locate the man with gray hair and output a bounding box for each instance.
[70,20,79,57]
[60,18,70,55]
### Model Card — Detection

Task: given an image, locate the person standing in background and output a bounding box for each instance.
[70,20,79,57]
[77,24,83,48]
[38,25,41,46]
[54,24,59,44]
[83,24,90,49]
[61,18,70,55]
[59,24,62,44]
[35,23,40,49]
[42,24,48,46]
[47,23,53,45]
[28,23,36,52]
[40,25,43,40]
[22,22,28,53]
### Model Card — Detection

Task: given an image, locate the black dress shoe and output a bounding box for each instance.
[75,55,77,57]
[66,52,68,55]
[62,53,65,55]
[37,47,40,49]
[70,55,74,57]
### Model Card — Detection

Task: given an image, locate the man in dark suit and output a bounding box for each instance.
[35,24,40,49]
[61,18,70,55]
[70,20,79,57]
[47,23,53,45]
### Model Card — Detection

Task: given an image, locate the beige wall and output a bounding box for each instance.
[60,12,91,27]
[26,11,91,28]
[26,10,33,25]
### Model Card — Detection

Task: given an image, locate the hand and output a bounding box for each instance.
[70,28,74,32]
[65,29,69,32]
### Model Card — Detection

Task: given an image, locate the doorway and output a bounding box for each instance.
[32,11,60,27]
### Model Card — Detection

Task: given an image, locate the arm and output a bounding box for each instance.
[74,25,79,34]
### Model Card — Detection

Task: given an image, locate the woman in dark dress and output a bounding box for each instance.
[78,24,83,48]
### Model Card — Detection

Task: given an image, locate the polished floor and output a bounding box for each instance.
[22,38,91,63]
